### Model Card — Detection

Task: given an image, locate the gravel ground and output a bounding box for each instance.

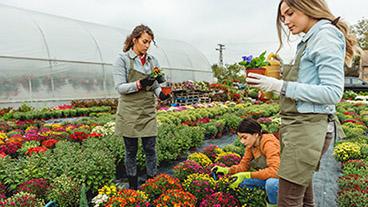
[313,138,341,207]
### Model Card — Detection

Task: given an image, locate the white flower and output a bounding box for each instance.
[92,194,109,207]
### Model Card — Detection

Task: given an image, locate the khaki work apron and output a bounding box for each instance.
[115,57,158,138]
[250,152,267,171]
[278,41,330,186]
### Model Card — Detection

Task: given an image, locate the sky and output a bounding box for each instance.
[1,0,367,65]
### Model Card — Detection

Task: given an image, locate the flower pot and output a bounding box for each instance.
[245,68,266,76]
[264,65,281,79]
[161,86,172,95]
[246,68,266,87]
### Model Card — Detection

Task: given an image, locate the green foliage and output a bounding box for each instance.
[201,122,218,138]
[337,190,368,207]
[342,123,366,140]
[341,160,368,176]
[342,90,358,100]
[0,192,44,207]
[223,144,244,156]
[239,51,270,69]
[47,175,80,207]
[17,103,34,113]
[0,153,48,191]
[352,17,368,49]
[226,187,266,207]
[18,140,40,155]
[222,113,242,131]
[79,184,88,207]
[39,139,116,193]
[232,138,246,156]
[212,63,246,83]
[156,124,204,163]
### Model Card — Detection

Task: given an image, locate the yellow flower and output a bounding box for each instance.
[0,133,7,140]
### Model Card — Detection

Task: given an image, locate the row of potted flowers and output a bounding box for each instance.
[92,144,266,207]
[333,102,368,207]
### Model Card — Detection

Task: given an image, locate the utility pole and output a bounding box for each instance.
[216,44,225,67]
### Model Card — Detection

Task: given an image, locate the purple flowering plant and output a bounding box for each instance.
[183,173,216,204]
[199,192,241,207]
[173,160,205,181]
[239,51,269,69]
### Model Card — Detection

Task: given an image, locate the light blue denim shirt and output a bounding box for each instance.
[285,19,346,114]
[113,49,161,96]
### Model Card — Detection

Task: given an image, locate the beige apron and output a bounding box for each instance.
[278,41,330,186]
[115,57,157,138]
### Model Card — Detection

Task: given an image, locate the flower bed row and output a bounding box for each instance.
[0,102,281,206]
[333,102,368,207]
[93,144,266,207]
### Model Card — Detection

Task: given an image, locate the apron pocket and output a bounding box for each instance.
[297,148,321,167]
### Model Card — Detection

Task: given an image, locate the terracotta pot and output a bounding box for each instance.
[246,68,266,87]
[245,68,266,76]
[161,86,172,95]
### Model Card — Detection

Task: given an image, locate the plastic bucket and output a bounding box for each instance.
[161,86,172,95]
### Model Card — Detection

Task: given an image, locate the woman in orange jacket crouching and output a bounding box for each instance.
[212,118,280,206]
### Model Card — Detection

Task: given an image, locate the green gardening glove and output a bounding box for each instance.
[211,166,229,175]
[229,172,251,189]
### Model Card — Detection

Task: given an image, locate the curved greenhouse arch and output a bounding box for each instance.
[0,4,213,104]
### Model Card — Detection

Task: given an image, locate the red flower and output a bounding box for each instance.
[69,131,89,142]
[0,142,21,155]
[42,139,59,148]
[88,132,103,138]
[54,104,73,110]
[26,146,48,156]
[0,152,6,158]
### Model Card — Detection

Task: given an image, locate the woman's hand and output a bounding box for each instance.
[138,76,155,89]
[246,73,284,93]
[211,166,229,175]
[229,172,251,189]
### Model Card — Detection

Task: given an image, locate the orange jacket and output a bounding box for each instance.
[229,134,280,180]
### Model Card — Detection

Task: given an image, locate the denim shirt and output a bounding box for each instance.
[113,49,161,95]
[285,19,346,114]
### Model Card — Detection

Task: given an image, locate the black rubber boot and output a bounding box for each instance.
[128,175,138,190]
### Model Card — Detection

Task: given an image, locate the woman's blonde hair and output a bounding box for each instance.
[123,24,156,52]
[276,0,357,65]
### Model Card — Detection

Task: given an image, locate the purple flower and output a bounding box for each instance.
[242,55,253,63]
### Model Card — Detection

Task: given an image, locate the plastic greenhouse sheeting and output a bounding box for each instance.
[0,4,213,104]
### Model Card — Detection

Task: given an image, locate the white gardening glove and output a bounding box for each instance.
[246,73,283,93]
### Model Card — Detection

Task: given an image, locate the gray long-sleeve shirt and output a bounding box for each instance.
[112,49,161,96]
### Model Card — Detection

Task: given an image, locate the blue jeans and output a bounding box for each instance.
[239,178,279,204]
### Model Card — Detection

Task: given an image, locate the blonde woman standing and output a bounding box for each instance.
[246,0,356,206]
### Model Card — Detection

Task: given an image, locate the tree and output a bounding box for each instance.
[211,63,245,83]
[352,18,368,50]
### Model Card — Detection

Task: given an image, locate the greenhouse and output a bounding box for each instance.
[1,1,367,207]
[0,4,213,104]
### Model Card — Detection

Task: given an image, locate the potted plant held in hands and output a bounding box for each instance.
[239,51,270,76]
[151,66,166,83]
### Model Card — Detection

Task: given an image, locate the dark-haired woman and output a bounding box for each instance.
[113,24,170,189]
[212,118,280,206]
